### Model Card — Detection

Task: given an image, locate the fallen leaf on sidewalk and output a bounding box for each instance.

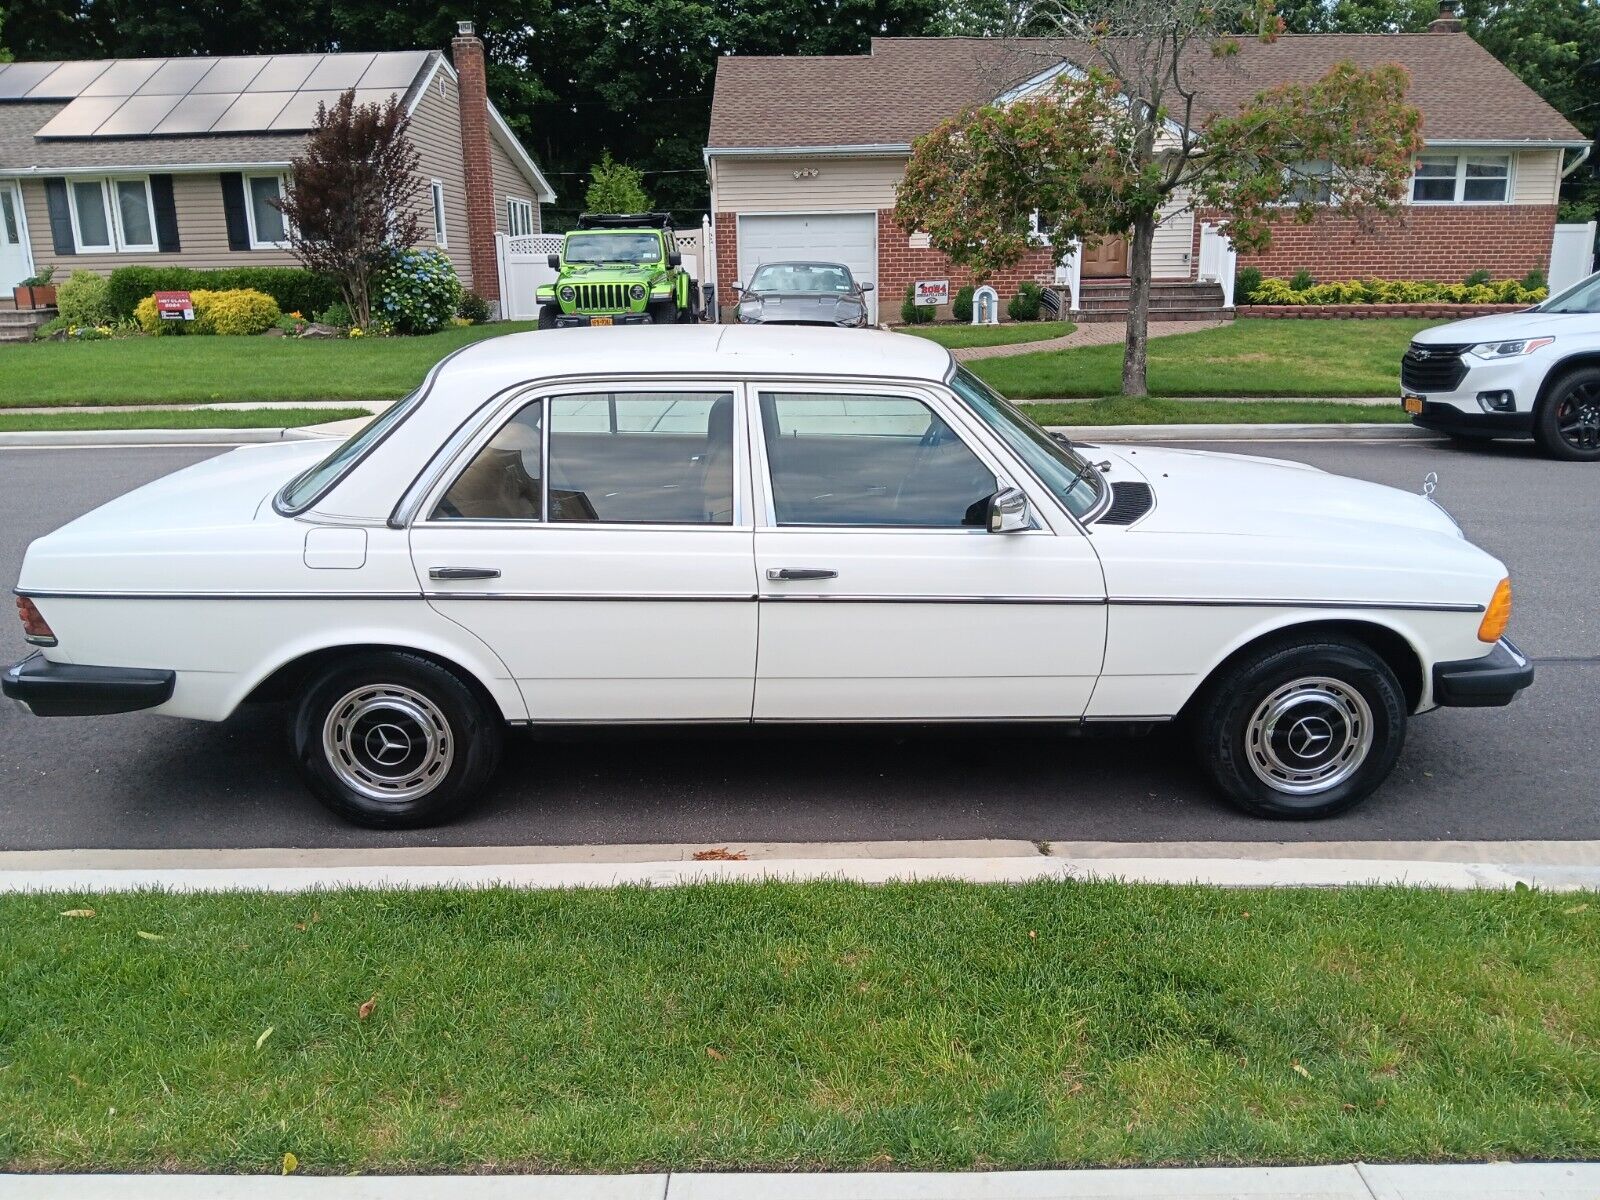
[693,847,747,861]
[59,909,96,918]
[281,1152,298,1175]
[358,995,378,1021]
[255,1026,275,1051]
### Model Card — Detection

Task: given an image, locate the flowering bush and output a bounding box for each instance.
[1245,276,1548,306]
[373,249,462,335]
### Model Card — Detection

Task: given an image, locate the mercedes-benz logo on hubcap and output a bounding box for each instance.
[1286,716,1335,759]
[364,723,412,766]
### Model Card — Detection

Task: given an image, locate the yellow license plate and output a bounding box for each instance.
[590,316,613,327]
[1402,394,1424,415]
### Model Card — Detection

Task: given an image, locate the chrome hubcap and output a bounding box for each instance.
[1245,676,1373,796]
[322,684,453,803]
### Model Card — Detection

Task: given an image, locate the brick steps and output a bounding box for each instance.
[1072,280,1229,323]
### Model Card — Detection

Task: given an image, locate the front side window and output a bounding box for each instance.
[506,197,534,237]
[1539,272,1600,315]
[562,232,662,265]
[760,392,996,528]
[1412,153,1510,204]
[247,174,287,246]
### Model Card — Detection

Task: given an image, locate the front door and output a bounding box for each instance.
[410,384,759,721]
[749,386,1107,720]
[0,184,33,290]
[1081,235,1128,278]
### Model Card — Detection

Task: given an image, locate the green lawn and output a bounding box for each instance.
[1023,397,1407,426]
[972,318,1439,399]
[3,880,1596,1174]
[0,323,538,408]
[0,407,371,432]
[905,320,1076,349]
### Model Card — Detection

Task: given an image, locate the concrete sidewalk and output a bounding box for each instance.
[5,1162,1599,1198]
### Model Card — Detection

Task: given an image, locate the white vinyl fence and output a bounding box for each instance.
[1549,222,1598,295]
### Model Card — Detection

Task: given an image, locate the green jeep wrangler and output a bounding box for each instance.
[537,212,701,329]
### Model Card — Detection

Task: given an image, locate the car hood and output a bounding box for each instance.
[1097,444,1464,541]
[1410,309,1588,344]
[742,293,864,321]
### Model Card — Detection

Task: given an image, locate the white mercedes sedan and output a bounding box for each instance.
[6,326,1532,828]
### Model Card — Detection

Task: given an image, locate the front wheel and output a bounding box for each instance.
[1533,367,1600,461]
[1190,636,1407,819]
[536,304,559,331]
[292,651,503,828]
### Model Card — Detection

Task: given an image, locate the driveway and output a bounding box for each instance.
[0,437,1594,851]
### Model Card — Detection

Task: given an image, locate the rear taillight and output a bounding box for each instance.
[15,596,56,647]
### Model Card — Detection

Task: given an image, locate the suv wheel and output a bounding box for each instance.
[537,304,559,331]
[646,299,676,325]
[1190,636,1407,819]
[1534,367,1600,461]
[292,651,503,829]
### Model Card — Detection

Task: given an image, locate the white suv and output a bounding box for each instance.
[1402,270,1600,460]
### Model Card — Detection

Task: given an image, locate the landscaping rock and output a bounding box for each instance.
[262,326,287,337]
[298,322,341,339]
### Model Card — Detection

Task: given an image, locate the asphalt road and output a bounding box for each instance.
[1,436,1596,851]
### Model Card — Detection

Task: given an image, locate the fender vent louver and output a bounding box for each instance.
[1097,481,1154,526]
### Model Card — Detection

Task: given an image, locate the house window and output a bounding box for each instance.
[431,179,447,247]
[1411,153,1511,204]
[1283,160,1334,205]
[66,176,157,253]
[245,174,288,247]
[506,196,534,237]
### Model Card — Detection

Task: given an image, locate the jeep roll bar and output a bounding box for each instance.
[576,212,675,231]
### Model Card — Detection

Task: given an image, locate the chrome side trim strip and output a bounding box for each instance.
[1110,596,1486,613]
[761,594,1104,605]
[15,589,422,601]
[423,592,758,603]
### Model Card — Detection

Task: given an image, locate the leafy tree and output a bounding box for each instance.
[584,152,651,213]
[274,90,423,329]
[895,0,1423,395]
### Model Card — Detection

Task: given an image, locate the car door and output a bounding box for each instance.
[749,384,1107,720]
[409,383,758,721]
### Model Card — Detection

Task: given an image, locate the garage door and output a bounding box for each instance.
[737,213,878,322]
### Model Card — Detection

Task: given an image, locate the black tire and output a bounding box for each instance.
[1533,367,1600,461]
[646,299,676,325]
[678,283,702,323]
[292,651,503,829]
[536,304,559,331]
[1189,635,1407,820]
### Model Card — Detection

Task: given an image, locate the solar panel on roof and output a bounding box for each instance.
[0,62,60,99]
[268,89,345,130]
[33,95,125,137]
[192,56,270,93]
[351,87,403,109]
[356,51,430,91]
[80,59,161,96]
[152,90,238,134]
[94,92,182,136]
[137,58,213,95]
[210,90,292,132]
[244,55,321,93]
[303,53,373,91]
[27,60,113,98]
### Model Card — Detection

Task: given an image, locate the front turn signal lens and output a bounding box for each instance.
[15,596,57,647]
[1478,578,1512,643]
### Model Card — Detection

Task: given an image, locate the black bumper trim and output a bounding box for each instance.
[1409,400,1534,437]
[3,653,176,717]
[1432,638,1534,708]
[554,313,654,328]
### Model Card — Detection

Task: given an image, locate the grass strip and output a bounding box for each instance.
[904,321,1077,349]
[971,318,1438,399]
[0,323,539,408]
[1022,397,1408,426]
[2,880,1596,1173]
[0,407,372,432]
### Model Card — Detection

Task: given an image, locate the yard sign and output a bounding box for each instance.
[914,279,949,307]
[155,291,195,321]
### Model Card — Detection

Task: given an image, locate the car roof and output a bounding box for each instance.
[441,325,955,391]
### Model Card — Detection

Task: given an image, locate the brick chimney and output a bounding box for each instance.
[1428,0,1466,32]
[452,21,500,311]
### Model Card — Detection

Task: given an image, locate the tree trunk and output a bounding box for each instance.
[1120,210,1158,397]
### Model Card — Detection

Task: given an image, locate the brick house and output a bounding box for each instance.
[706,12,1590,322]
[0,25,553,316]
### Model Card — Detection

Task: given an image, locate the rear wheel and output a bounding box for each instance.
[536,304,559,331]
[292,651,503,829]
[1190,636,1407,819]
[1534,367,1600,460]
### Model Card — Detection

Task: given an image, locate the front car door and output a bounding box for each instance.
[749,381,1108,720]
[409,382,758,721]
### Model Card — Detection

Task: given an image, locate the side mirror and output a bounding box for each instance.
[730,283,743,297]
[667,251,683,267]
[986,487,1030,533]
[546,253,560,269]
[859,282,875,293]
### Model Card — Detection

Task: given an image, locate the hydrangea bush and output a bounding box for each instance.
[372,249,462,335]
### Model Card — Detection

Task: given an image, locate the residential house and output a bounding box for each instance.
[0,24,554,316]
[706,5,1591,321]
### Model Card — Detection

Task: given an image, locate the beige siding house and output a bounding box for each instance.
[0,27,554,315]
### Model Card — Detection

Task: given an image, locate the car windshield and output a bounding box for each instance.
[1537,271,1600,315]
[947,365,1104,520]
[750,263,855,294]
[277,388,423,514]
[563,232,662,265]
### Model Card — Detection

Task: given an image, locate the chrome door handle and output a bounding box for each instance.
[429,567,501,580]
[767,568,838,581]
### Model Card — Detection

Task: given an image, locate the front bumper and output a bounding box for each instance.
[3,652,175,716]
[1408,399,1534,437]
[1432,638,1534,708]
[554,312,655,328]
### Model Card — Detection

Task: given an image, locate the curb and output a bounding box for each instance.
[0,426,325,446]
[1050,422,1436,442]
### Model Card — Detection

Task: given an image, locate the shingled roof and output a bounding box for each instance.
[709,33,1588,151]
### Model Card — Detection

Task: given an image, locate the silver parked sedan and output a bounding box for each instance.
[735,261,874,327]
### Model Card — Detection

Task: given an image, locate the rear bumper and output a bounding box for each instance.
[1432,638,1534,708]
[3,652,175,716]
